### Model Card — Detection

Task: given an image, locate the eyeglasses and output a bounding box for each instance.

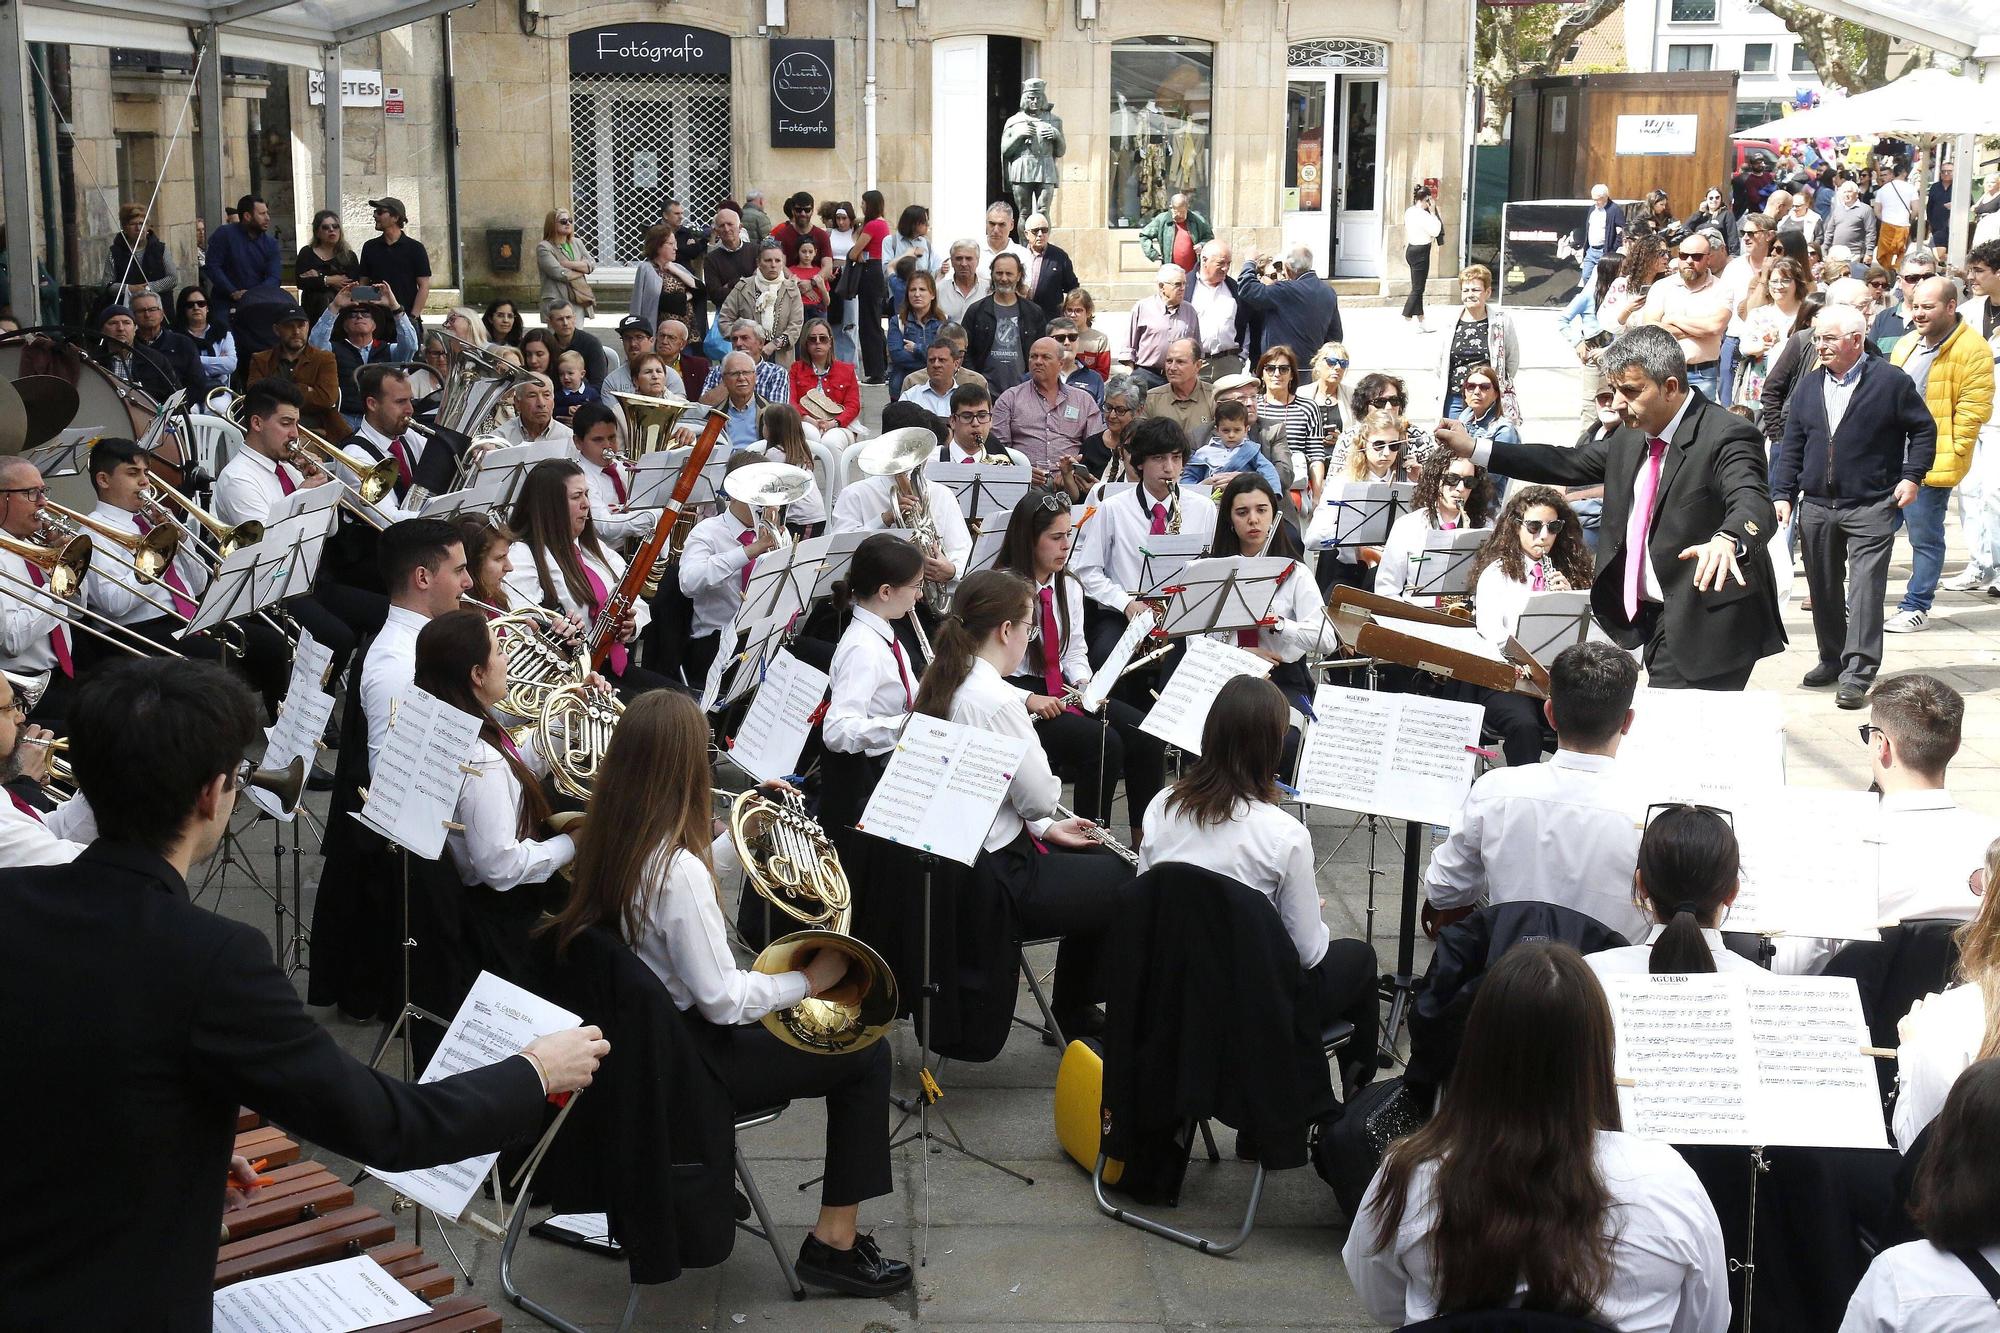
[0,695,23,719]
[1857,722,1885,746]
[1105,403,1134,415]
[953,411,993,423]
[1052,332,1078,342]
[1370,394,1406,408]
[1518,518,1564,535]
[0,486,49,501]
[1438,474,1473,490]
[1644,801,1735,830]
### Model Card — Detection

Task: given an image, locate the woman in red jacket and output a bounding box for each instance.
[789,316,870,456]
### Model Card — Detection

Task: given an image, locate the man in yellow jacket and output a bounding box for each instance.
[1885,276,1995,632]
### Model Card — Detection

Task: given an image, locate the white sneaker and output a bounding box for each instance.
[1884,609,1929,633]
[1942,567,1992,592]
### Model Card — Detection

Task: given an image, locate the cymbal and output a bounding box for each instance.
[723,461,813,507]
[855,427,937,478]
[13,376,81,451]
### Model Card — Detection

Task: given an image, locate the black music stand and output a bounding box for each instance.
[1512,590,1603,663]
[632,446,729,509]
[1404,526,1488,600]
[1157,555,1294,638]
[803,529,869,601]
[928,460,1034,526]
[180,501,337,639]
[1312,482,1409,556]
[416,441,567,518]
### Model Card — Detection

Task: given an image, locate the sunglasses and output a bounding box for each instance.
[1677,251,1709,260]
[1364,439,1398,453]
[1594,391,1617,405]
[1371,394,1406,408]
[1031,492,1065,513]
[184,299,208,308]
[1052,332,1078,342]
[1644,801,1735,830]
[1262,364,1294,376]
[1518,518,1563,536]
[1901,273,1927,283]
[1857,722,1885,746]
[1323,355,1349,369]
[1028,227,1049,235]
[1463,380,1496,393]
[1438,474,1473,490]
[1869,280,1892,290]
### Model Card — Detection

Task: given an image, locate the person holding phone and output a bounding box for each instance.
[1401,184,1445,330]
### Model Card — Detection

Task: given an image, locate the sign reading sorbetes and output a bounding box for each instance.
[768,39,836,148]
[568,24,733,76]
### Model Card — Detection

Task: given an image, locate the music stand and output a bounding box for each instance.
[417,441,567,518]
[1405,526,1490,599]
[804,530,869,601]
[1157,556,1294,637]
[631,445,729,510]
[928,460,1034,526]
[736,540,823,629]
[1511,590,1605,664]
[966,503,1019,573]
[1312,482,1411,554]
[720,615,793,709]
[1133,534,1209,600]
[179,502,337,639]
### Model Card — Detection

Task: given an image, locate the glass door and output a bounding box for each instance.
[1334,76,1384,278]
[1282,79,1334,276]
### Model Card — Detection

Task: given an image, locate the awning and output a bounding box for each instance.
[23,0,477,66]
[1734,67,2000,140]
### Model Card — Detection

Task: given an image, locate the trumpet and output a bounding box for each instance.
[42,502,181,582]
[18,735,72,787]
[141,475,263,557]
[1050,801,1141,867]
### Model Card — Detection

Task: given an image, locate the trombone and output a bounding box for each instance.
[42,502,181,581]
[141,475,263,557]
[288,426,400,529]
[0,531,187,660]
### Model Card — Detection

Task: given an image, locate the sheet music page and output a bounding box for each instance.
[365,972,582,1220]
[966,502,1018,573]
[1619,687,1786,799]
[1606,974,1756,1145]
[929,460,1033,521]
[1293,686,1483,826]
[289,627,335,697]
[728,650,829,784]
[697,624,736,713]
[1742,976,1887,1147]
[1138,636,1272,755]
[1294,685,1399,814]
[1079,615,1155,713]
[855,714,1030,866]
[721,617,791,707]
[213,1254,429,1332]
[352,688,480,859]
[248,686,334,822]
[1718,788,1881,941]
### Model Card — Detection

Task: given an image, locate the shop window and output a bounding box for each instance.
[1108,37,1213,229]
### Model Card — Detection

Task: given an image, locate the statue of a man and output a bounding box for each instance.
[1000,79,1065,228]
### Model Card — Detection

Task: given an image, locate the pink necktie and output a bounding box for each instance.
[389,437,415,489]
[24,563,73,677]
[737,528,757,591]
[1037,585,1065,697]
[604,463,628,505]
[275,464,296,497]
[135,516,198,618]
[888,637,913,708]
[1531,562,1547,592]
[578,550,628,677]
[8,788,43,823]
[496,728,526,766]
[1149,502,1167,536]
[1623,436,1667,620]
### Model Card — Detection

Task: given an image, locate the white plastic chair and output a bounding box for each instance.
[840,436,873,488]
[806,437,842,508]
[183,412,245,479]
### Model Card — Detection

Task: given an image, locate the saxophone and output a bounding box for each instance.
[895,462,952,615]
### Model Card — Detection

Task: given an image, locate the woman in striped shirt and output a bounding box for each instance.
[1254,347,1323,502]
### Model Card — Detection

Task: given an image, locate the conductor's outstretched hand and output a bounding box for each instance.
[1432,419,1475,457]
[1678,534,1745,592]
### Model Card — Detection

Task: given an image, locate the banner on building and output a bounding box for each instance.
[769,39,836,148]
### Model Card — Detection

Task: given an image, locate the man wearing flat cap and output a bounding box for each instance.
[246,304,343,440]
[359,197,432,323]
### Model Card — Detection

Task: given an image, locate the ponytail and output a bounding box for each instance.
[912,570,1033,719]
[1635,805,1740,974]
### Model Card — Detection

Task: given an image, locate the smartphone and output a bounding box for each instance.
[350,284,381,303]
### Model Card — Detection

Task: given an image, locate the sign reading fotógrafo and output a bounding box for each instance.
[569,24,732,77]
[768,39,836,148]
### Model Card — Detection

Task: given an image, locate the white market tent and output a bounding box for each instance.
[1,0,481,293]
[1735,67,2000,139]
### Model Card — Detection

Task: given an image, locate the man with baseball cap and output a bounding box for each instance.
[360,197,431,320]
[602,315,685,398]
[245,304,343,440]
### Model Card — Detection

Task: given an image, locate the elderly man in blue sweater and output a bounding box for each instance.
[1236,247,1343,364]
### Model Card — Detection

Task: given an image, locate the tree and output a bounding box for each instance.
[1474,0,1626,144]
[1752,0,1898,95]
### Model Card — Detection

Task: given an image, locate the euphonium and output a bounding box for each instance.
[894,467,951,616]
[734,786,898,1054]
[42,501,181,581]
[142,475,263,556]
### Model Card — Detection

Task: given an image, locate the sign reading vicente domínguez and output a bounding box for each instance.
[769,39,836,148]
[569,24,732,77]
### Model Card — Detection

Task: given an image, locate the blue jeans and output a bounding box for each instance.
[1897,483,1952,612]
[1685,363,1720,402]
[1578,245,1604,291]
[1444,392,1464,419]
[1716,336,1739,406]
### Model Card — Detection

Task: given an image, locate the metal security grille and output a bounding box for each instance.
[570,73,732,264]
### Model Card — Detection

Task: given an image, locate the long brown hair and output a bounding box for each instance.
[1165,676,1286,826]
[996,489,1074,653]
[454,514,514,609]
[1372,942,1621,1315]
[546,690,717,955]
[509,460,610,613]
[1471,485,1594,589]
[912,570,1033,719]
[1955,836,2000,1062]
[1410,449,1495,529]
[760,402,812,470]
[412,610,550,840]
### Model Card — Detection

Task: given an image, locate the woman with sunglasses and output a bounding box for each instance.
[1254,347,1324,488]
[1586,805,1756,977]
[294,209,360,324]
[1735,258,1808,408]
[174,286,235,391]
[1331,373,1434,475]
[1310,409,1413,597]
[536,208,597,317]
[1471,486,1593,766]
[1378,451,1495,606]
[996,487,1166,848]
[790,315,869,456]
[1049,317,1105,406]
[1081,376,1145,485]
[1681,186,1739,259]
[1436,264,1521,421]
[1452,362,1519,495]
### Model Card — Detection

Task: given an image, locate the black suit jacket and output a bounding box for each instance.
[1489,390,1785,680]
[0,840,544,1330]
[1027,243,1080,320]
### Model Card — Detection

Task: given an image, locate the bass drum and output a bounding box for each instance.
[0,331,178,513]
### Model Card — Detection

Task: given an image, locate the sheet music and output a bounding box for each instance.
[855,714,1030,866]
[929,459,1034,522]
[275,483,341,523]
[1619,687,1786,799]
[366,971,582,1220]
[213,1255,429,1332]
[288,628,335,697]
[805,529,871,601]
[1512,590,1610,663]
[1138,636,1272,755]
[1079,615,1156,714]
[1406,526,1490,597]
[734,540,819,631]
[1709,787,1882,941]
[181,503,338,636]
[1604,973,1887,1149]
[248,686,334,822]
[728,650,829,783]
[1379,617,1511,663]
[966,501,1019,573]
[1133,534,1210,598]
[351,688,481,859]
[1293,685,1484,827]
[1158,556,1294,637]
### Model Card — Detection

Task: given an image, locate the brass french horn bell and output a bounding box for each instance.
[239,755,308,817]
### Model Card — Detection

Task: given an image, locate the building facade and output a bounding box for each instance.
[1620,0,1827,129]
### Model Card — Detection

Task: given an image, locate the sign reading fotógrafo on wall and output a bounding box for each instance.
[568,24,732,77]
[769,39,836,148]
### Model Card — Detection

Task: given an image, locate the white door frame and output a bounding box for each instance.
[930,36,989,260]
[1282,41,1390,280]
[1333,74,1386,279]
[1281,73,1337,278]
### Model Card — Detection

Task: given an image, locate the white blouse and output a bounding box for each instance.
[1586,927,1767,977]
[1841,1241,2000,1333]
[946,656,1059,855]
[1072,482,1218,613]
[445,736,575,891]
[633,843,811,1026]
[1892,983,1986,1154]
[502,538,652,639]
[1137,792,1329,968]
[822,606,917,757]
[1343,1130,1730,1333]
[1027,572,1091,687]
[1378,508,1458,606]
[1474,560,1550,646]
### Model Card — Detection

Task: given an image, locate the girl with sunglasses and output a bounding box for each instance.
[1309,409,1411,598]
[1378,451,1495,606]
[1332,373,1433,476]
[1470,486,1594,766]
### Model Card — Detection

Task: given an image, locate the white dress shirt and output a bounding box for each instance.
[830,476,973,580]
[1841,1241,2000,1333]
[1377,508,1458,605]
[822,606,916,757]
[947,656,1058,854]
[1072,482,1218,613]
[0,789,95,866]
[1891,982,1984,1154]
[1877,789,1998,924]
[361,604,428,776]
[936,276,990,324]
[1425,749,1648,942]
[1344,1129,1729,1333]
[577,452,657,543]
[1137,791,1329,968]
[678,510,753,639]
[496,417,575,448]
[1202,557,1334,662]
[446,736,575,890]
[633,842,810,1025]
[83,502,210,626]
[1027,572,1091,687]
[211,445,307,527]
[1474,561,1548,645]
[901,381,957,417]
[502,538,650,638]
[0,544,74,676]
[1586,926,1765,977]
[1190,273,1240,357]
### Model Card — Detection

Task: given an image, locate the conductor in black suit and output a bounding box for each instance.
[0,659,608,1330]
[1435,325,1785,689]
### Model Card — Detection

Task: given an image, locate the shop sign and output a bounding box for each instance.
[569,24,732,77]
[384,86,405,120]
[308,68,384,108]
[1614,114,1698,157]
[768,39,835,148]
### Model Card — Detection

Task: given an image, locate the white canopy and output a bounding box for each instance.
[1734,67,2000,140]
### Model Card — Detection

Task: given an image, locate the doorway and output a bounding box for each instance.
[928,35,1031,248]
[1281,41,1388,279]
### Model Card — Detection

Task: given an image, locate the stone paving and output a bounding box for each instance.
[196,303,1997,1330]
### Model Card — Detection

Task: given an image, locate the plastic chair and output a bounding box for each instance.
[806,437,842,508]
[839,436,874,488]
[183,412,244,479]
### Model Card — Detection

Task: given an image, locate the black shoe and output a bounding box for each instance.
[1836,684,1868,710]
[733,1189,752,1222]
[796,1231,912,1296]
[1802,661,1841,687]
[306,764,337,793]
[1053,1005,1106,1041]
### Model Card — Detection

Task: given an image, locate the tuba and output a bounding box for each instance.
[431,329,537,438]
[857,427,951,615]
[607,391,694,460]
[732,787,899,1054]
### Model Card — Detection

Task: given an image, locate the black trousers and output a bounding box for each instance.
[293,582,388,688]
[75,612,290,720]
[1007,675,1168,832]
[987,835,1127,1018]
[684,631,722,698]
[1402,243,1432,318]
[1309,937,1383,1093]
[853,259,888,381]
[1481,687,1549,768]
[1633,603,1758,691]
[699,1019,894,1207]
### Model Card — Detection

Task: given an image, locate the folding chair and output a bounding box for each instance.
[1010,935,1066,1048]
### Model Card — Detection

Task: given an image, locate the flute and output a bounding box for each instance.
[1050,802,1140,867]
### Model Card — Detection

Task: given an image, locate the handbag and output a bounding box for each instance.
[566,272,596,314]
[833,258,864,302]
